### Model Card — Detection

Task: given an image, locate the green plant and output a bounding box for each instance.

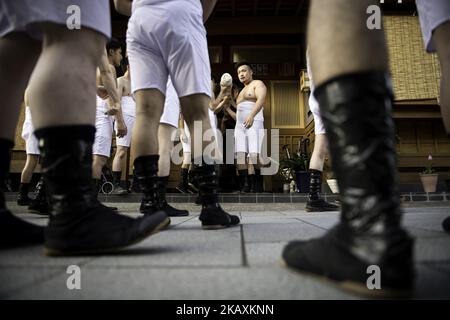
[279,152,309,176]
[422,154,436,174]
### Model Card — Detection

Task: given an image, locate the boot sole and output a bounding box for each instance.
[202,223,240,230]
[280,258,413,299]
[43,216,170,257]
[305,207,339,212]
[28,209,50,216]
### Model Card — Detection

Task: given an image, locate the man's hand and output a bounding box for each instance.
[244,115,254,128]
[115,119,128,138]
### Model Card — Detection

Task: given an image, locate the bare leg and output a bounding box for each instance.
[132,89,165,157]
[433,21,450,134]
[180,94,239,228]
[158,124,176,177]
[0,32,43,245]
[28,24,169,255]
[112,145,128,173]
[179,94,212,163]
[28,24,104,128]
[308,0,388,86]
[309,134,328,172]
[92,155,108,180]
[0,33,40,140]
[236,152,247,171]
[20,154,39,183]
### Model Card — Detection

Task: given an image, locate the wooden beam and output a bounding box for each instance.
[206,16,306,35]
[275,0,283,16]
[296,0,305,16]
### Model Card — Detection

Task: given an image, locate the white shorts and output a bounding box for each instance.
[306,53,326,135]
[114,114,135,148]
[93,97,113,157]
[126,2,211,98]
[114,96,135,148]
[234,119,265,154]
[159,78,180,128]
[309,93,326,135]
[21,107,40,155]
[416,0,450,53]
[0,0,111,40]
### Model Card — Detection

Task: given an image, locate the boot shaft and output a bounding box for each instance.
[193,164,219,205]
[33,126,97,215]
[133,155,160,204]
[308,169,322,200]
[315,72,401,229]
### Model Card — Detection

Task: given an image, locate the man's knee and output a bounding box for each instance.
[115,147,128,160]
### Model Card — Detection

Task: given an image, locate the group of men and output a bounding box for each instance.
[0,0,449,298]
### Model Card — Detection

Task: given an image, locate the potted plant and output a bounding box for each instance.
[419,154,439,193]
[279,143,309,193]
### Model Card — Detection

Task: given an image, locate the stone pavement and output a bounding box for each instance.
[1,202,449,300]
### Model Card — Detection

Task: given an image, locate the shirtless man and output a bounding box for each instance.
[0,0,169,253]
[235,62,267,193]
[110,56,133,195]
[92,38,127,195]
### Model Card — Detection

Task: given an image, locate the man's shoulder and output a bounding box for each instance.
[252,80,266,87]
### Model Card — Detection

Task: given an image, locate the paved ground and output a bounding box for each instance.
[1,202,449,300]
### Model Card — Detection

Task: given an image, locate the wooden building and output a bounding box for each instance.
[10,0,450,192]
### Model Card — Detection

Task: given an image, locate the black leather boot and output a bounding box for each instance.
[17,183,31,206]
[238,169,250,193]
[135,155,170,220]
[111,171,128,195]
[176,168,190,193]
[28,176,49,215]
[0,138,44,247]
[158,176,189,217]
[282,73,414,297]
[193,164,240,229]
[306,169,339,212]
[35,126,169,256]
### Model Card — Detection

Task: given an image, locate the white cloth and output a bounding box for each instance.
[115,113,135,148]
[0,0,111,40]
[21,107,40,155]
[416,0,450,53]
[120,95,136,116]
[237,101,264,122]
[93,96,113,157]
[235,101,265,154]
[306,56,326,135]
[127,0,210,98]
[114,96,135,147]
[160,78,180,128]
